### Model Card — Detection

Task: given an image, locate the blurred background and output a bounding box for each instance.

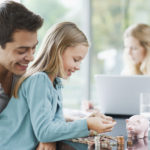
[12,0,150,109]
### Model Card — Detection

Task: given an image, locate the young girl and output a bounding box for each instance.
[122,23,150,75]
[0,22,116,149]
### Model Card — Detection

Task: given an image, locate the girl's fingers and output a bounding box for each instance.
[99,126,114,133]
[101,118,115,124]
[103,121,116,129]
[102,127,114,133]
[90,112,114,122]
[105,116,113,120]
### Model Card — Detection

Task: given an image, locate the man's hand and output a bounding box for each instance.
[36,142,56,150]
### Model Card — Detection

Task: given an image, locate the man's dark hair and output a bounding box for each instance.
[0,0,43,48]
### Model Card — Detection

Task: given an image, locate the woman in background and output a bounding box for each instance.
[122,23,150,75]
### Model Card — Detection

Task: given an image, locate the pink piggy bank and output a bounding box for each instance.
[126,115,149,139]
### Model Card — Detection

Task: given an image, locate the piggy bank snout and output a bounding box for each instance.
[127,126,134,130]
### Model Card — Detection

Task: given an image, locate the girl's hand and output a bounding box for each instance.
[89,111,114,122]
[87,117,116,133]
[36,142,56,150]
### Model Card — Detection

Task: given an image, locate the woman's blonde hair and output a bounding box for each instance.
[13,22,89,97]
[122,23,150,75]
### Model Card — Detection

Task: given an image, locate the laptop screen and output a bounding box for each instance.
[95,75,150,115]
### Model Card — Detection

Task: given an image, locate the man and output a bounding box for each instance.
[0,0,43,112]
[0,1,55,149]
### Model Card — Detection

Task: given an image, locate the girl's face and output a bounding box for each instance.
[124,36,146,65]
[62,44,88,78]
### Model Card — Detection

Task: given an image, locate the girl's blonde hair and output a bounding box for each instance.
[122,23,150,75]
[14,22,89,97]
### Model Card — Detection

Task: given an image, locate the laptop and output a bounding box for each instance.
[95,75,150,115]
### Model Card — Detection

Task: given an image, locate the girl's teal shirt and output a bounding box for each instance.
[0,72,89,150]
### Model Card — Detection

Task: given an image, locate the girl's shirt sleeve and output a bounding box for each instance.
[22,72,89,142]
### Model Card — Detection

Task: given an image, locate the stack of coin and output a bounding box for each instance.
[127,138,133,147]
[101,141,111,149]
[116,136,124,145]
[117,145,124,150]
[95,135,100,150]
[116,136,124,150]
